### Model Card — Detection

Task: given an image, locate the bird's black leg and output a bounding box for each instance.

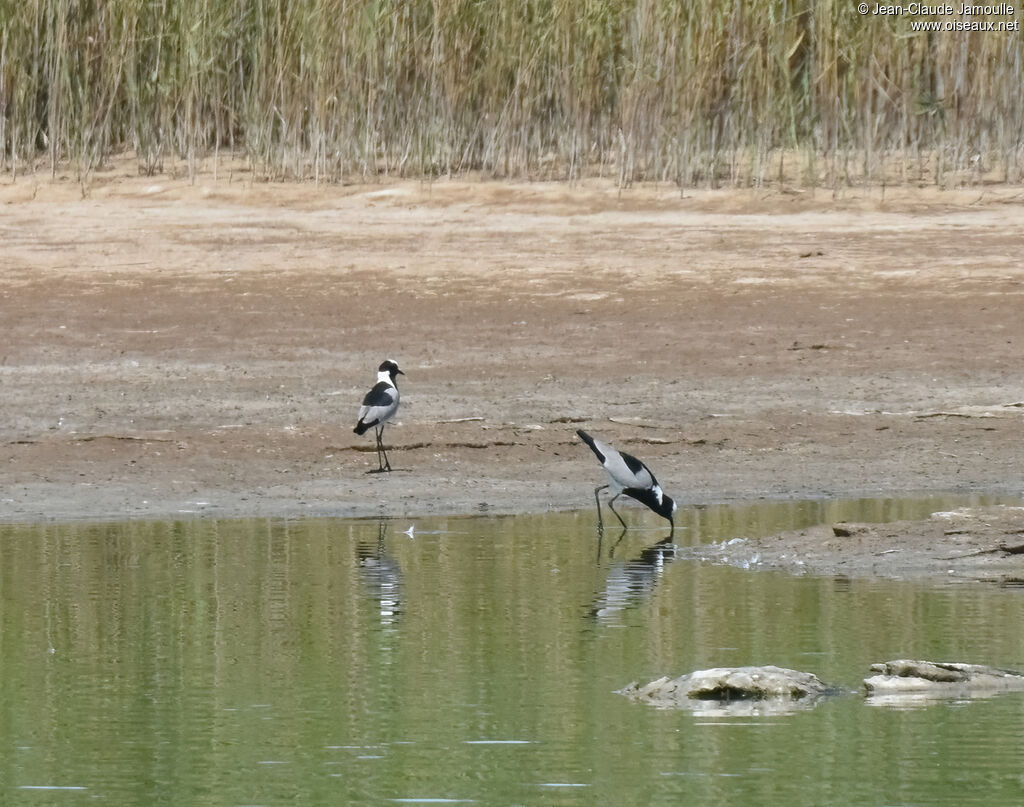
[366,425,391,474]
[593,484,609,531]
[607,492,629,530]
[377,425,392,472]
[608,526,628,557]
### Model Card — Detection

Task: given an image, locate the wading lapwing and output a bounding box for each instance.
[577,429,676,536]
[353,360,404,472]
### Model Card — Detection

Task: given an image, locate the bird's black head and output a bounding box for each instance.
[624,486,677,526]
[379,359,404,380]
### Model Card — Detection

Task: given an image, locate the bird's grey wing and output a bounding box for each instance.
[618,451,656,489]
[357,382,399,425]
[361,381,396,408]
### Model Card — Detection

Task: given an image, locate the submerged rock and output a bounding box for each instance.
[863,660,1024,704]
[621,666,832,713]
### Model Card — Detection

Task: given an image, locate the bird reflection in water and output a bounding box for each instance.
[589,531,679,625]
[356,520,403,627]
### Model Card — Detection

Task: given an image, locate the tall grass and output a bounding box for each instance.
[1,0,1022,186]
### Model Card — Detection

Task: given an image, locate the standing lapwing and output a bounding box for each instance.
[577,429,676,536]
[353,360,404,472]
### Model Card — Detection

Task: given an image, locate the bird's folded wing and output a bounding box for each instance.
[361,381,396,407]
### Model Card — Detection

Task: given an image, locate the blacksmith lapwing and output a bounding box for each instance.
[577,429,676,536]
[353,359,404,472]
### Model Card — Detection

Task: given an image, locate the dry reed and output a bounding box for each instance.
[1,0,1022,186]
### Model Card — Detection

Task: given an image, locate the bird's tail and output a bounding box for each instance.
[353,420,370,435]
[576,429,599,456]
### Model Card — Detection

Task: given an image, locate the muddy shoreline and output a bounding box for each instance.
[2,172,1022,580]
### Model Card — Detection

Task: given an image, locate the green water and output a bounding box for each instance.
[2,496,1023,806]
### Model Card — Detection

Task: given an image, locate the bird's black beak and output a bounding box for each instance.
[397,369,405,375]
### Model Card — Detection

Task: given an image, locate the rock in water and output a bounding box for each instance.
[621,666,831,713]
[864,659,1024,701]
